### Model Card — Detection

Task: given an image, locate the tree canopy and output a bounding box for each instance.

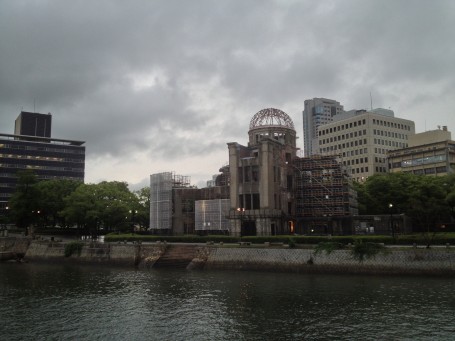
[7,172,151,234]
[356,172,455,232]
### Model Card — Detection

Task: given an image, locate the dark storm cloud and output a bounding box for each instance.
[1,0,454,184]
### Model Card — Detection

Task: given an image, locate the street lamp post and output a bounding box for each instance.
[389,203,394,239]
[129,209,138,234]
[237,207,245,237]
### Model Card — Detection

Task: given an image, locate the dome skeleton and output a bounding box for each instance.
[249,108,295,131]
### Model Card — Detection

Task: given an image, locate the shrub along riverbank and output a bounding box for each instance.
[104,232,455,246]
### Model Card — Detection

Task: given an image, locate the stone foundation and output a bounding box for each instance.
[3,237,455,276]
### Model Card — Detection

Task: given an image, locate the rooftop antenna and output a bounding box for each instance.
[34,98,36,113]
[370,92,373,110]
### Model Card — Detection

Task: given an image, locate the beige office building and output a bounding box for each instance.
[388,127,455,176]
[317,109,415,182]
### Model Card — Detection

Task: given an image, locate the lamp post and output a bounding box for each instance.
[129,209,138,234]
[0,206,8,236]
[389,203,394,239]
[237,207,245,237]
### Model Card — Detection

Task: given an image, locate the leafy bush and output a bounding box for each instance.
[64,241,84,257]
[288,237,296,248]
[350,240,386,262]
[314,241,345,255]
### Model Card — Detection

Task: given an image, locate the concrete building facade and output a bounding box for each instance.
[317,109,415,182]
[303,98,344,157]
[0,112,85,209]
[388,126,455,176]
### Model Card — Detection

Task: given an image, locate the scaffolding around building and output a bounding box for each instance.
[293,155,357,234]
[150,172,191,230]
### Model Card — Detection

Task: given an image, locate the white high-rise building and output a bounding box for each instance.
[303,98,344,157]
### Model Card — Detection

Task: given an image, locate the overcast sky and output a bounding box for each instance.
[1,0,454,189]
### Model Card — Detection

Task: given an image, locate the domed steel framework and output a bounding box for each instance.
[249,108,295,131]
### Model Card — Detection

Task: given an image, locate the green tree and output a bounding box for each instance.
[134,187,150,230]
[360,173,417,215]
[35,179,82,227]
[407,176,451,246]
[61,181,139,236]
[8,170,40,229]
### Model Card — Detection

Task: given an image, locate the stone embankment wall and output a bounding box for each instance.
[0,237,31,260]
[205,247,455,275]
[4,238,455,276]
[23,240,166,267]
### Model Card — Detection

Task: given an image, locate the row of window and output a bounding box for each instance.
[0,154,84,163]
[340,148,368,157]
[0,164,84,172]
[238,193,260,210]
[343,157,369,166]
[319,130,367,143]
[0,144,84,154]
[372,119,411,131]
[411,167,448,175]
[351,166,369,174]
[238,166,260,183]
[319,119,367,135]
[321,139,369,153]
[390,154,447,168]
[373,138,408,148]
[375,147,391,155]
[319,118,412,137]
[374,129,408,139]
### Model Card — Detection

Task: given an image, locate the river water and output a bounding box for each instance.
[1,263,455,340]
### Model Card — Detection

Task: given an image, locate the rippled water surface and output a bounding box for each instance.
[1,263,455,340]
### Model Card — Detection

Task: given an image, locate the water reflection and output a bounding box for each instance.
[1,264,455,340]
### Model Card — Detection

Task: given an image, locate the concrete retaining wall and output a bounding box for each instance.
[7,238,455,276]
[205,247,455,275]
[23,240,165,266]
[0,237,31,255]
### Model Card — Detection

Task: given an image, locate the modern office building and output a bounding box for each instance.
[317,109,415,182]
[14,111,52,138]
[388,126,455,176]
[0,112,85,209]
[303,98,344,157]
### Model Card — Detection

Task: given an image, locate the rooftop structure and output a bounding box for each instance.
[15,111,52,138]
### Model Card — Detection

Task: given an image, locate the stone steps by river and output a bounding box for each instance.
[153,244,198,269]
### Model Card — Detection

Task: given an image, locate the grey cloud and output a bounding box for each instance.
[1,0,454,185]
